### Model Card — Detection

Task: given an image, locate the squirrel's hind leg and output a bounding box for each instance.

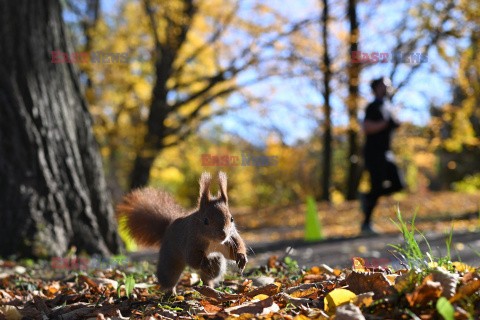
[156,248,185,295]
[199,253,226,288]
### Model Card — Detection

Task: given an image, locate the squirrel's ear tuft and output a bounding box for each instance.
[199,172,212,208]
[218,171,228,204]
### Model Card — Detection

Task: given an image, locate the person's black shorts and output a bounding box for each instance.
[365,150,405,197]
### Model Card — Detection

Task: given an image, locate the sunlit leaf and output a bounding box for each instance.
[324,289,356,314]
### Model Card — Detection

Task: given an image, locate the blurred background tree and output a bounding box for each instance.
[69,0,315,195]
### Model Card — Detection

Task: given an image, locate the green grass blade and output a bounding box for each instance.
[436,297,454,320]
[125,275,135,298]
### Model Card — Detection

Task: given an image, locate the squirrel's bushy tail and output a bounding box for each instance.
[116,187,185,247]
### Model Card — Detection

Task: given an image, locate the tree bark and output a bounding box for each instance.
[0,0,122,257]
[320,0,332,202]
[345,0,362,200]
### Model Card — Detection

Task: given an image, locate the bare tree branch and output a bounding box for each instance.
[172,0,242,79]
[389,1,457,96]
[143,0,162,52]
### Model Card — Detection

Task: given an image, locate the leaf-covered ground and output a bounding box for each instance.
[0,253,479,319]
[1,191,479,319]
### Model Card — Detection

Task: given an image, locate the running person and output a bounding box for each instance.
[361,77,406,234]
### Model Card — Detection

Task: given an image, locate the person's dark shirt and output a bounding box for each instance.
[364,97,396,155]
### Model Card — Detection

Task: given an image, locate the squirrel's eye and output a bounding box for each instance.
[230,217,234,222]
[204,218,209,225]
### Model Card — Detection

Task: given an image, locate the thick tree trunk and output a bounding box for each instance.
[345,0,361,200]
[129,71,169,189]
[130,154,157,189]
[320,0,332,202]
[0,0,122,257]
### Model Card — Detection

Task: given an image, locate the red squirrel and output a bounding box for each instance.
[116,171,247,294]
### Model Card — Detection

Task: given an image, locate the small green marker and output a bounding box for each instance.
[304,196,323,241]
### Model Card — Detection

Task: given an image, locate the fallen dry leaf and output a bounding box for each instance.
[352,257,367,272]
[450,273,480,303]
[91,278,119,290]
[268,255,279,268]
[224,296,279,316]
[251,294,270,300]
[303,274,333,283]
[245,283,280,298]
[352,292,374,308]
[384,274,397,285]
[430,268,459,298]
[78,275,100,292]
[406,280,442,307]
[290,287,319,299]
[276,292,322,308]
[194,286,242,303]
[285,282,322,294]
[346,271,393,299]
[198,299,221,314]
[394,269,420,293]
[237,279,253,294]
[324,288,356,314]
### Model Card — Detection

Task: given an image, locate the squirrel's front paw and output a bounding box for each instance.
[236,253,247,271]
